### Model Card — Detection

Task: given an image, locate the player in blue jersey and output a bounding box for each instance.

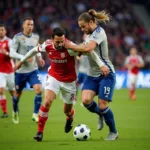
[65,9,118,140]
[10,17,45,124]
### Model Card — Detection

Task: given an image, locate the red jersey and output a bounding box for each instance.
[38,39,76,82]
[125,55,144,75]
[0,36,14,73]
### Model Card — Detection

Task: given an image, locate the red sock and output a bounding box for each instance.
[0,99,7,113]
[66,109,75,120]
[130,88,135,97]
[38,105,49,133]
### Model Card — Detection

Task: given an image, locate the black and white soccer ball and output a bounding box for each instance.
[73,124,91,141]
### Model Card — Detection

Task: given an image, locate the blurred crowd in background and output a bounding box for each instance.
[0,0,150,71]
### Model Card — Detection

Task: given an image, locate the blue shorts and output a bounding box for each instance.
[15,70,41,92]
[77,72,87,84]
[82,73,116,101]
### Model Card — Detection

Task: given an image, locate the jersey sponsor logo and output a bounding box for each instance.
[51,59,67,63]
[60,53,65,58]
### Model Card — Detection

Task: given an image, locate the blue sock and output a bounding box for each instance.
[34,94,42,114]
[102,107,117,133]
[83,101,102,116]
[12,96,19,112]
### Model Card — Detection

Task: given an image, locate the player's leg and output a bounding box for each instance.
[64,103,75,133]
[0,88,8,118]
[0,73,8,118]
[128,73,137,100]
[32,83,42,122]
[98,73,118,140]
[60,81,76,133]
[81,75,104,130]
[12,73,25,124]
[29,70,42,122]
[77,72,87,106]
[34,75,60,141]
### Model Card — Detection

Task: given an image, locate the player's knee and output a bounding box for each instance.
[0,88,5,95]
[34,86,42,94]
[82,95,92,104]
[82,97,92,105]
[15,92,22,98]
[44,98,53,108]
[98,99,109,110]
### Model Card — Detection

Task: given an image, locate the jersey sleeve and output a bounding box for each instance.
[67,42,80,56]
[9,35,24,59]
[138,56,144,64]
[124,57,129,65]
[8,39,12,47]
[10,35,19,50]
[68,49,79,56]
[38,40,52,52]
[89,28,106,45]
[38,42,47,52]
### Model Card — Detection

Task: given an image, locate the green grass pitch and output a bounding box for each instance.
[0,89,150,150]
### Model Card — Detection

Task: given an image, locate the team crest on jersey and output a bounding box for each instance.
[61,53,65,58]
[21,37,26,41]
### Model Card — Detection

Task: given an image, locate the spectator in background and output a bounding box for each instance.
[0,0,149,70]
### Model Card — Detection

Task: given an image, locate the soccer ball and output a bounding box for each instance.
[73,124,91,141]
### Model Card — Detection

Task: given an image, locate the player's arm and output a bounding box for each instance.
[36,51,45,67]
[124,57,133,70]
[9,35,24,59]
[90,51,105,67]
[15,44,44,70]
[137,56,144,68]
[65,40,96,53]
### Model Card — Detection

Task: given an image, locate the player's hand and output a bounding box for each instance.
[27,57,33,63]
[37,57,45,67]
[15,61,23,71]
[100,65,110,76]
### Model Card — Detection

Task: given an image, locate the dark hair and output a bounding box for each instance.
[22,17,33,23]
[0,24,6,29]
[52,28,66,39]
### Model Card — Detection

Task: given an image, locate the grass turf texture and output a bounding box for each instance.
[0,89,150,150]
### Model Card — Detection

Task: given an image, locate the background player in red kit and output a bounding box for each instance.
[124,47,144,100]
[15,28,78,141]
[0,24,15,118]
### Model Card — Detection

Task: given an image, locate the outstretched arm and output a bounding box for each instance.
[65,40,96,53]
[15,46,39,70]
[10,48,24,59]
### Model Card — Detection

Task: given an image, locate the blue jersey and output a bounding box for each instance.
[83,26,116,101]
[85,26,115,77]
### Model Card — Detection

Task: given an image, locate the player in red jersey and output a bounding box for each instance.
[0,24,16,118]
[15,28,78,141]
[124,47,144,100]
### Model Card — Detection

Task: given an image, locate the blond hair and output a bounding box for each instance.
[78,9,110,24]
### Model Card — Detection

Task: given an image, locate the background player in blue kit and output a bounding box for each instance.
[65,9,118,141]
[10,17,45,124]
